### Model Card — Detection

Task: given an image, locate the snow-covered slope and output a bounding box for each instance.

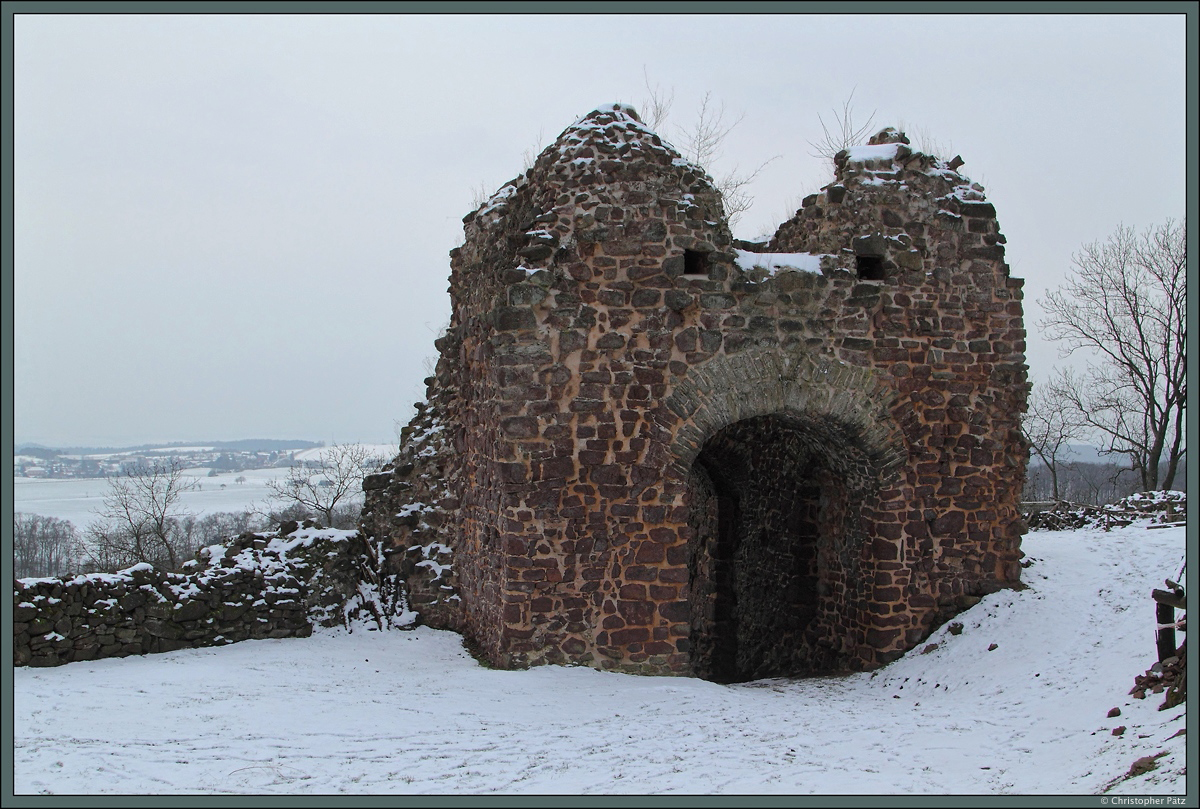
[13,524,1186,795]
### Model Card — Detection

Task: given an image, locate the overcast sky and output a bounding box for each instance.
[12,12,1188,448]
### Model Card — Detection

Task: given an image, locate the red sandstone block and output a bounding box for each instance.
[658,568,688,583]
[658,601,689,622]
[592,465,627,485]
[871,537,898,560]
[624,565,658,582]
[665,544,689,565]
[642,506,667,523]
[866,628,902,648]
[634,542,665,564]
[610,627,650,645]
[498,463,528,483]
[933,511,965,535]
[617,600,655,624]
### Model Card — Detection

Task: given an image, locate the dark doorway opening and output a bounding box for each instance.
[686,414,863,682]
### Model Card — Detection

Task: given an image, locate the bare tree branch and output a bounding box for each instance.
[639,68,674,133]
[807,88,877,160]
[1021,382,1086,501]
[14,514,84,578]
[85,459,199,571]
[638,74,780,231]
[267,444,384,528]
[1040,219,1187,491]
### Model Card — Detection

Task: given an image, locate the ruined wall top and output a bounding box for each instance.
[452,104,733,314]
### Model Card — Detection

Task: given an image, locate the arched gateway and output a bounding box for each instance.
[665,349,907,680]
[361,104,1030,677]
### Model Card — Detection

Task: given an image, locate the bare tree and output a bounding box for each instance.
[469,180,490,211]
[267,444,384,529]
[640,78,777,231]
[639,68,674,132]
[521,127,546,172]
[14,514,84,578]
[85,459,199,571]
[1041,219,1186,491]
[1021,383,1085,502]
[807,88,877,160]
[895,120,954,162]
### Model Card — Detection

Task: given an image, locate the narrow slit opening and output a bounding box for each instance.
[856,255,885,280]
[684,250,710,277]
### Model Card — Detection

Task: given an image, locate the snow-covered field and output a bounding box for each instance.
[12,443,398,529]
[13,468,288,528]
[13,524,1188,796]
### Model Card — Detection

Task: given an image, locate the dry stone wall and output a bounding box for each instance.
[364,106,1029,679]
[12,524,389,667]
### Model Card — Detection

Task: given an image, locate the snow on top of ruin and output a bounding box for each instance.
[475,180,522,220]
[573,102,643,125]
[844,142,901,163]
[559,104,658,148]
[552,103,708,176]
[734,250,830,276]
[469,103,719,230]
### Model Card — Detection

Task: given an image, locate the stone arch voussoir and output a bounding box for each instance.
[665,348,906,481]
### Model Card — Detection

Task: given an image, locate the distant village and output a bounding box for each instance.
[14,443,318,480]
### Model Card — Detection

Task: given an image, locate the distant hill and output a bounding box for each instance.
[12,446,62,460]
[1062,444,1110,465]
[207,439,325,452]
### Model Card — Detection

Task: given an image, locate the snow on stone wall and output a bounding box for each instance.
[12,524,393,667]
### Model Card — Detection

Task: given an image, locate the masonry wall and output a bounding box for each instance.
[13,525,372,667]
[363,107,1029,678]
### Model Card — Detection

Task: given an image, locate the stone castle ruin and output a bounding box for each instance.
[362,103,1029,681]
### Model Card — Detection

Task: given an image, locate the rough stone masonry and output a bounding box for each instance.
[361,103,1030,681]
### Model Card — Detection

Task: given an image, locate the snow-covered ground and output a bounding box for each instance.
[13,524,1187,795]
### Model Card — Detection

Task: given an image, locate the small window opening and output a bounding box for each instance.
[856,255,885,280]
[684,250,710,277]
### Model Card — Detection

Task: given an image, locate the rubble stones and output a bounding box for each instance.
[1129,642,1187,709]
